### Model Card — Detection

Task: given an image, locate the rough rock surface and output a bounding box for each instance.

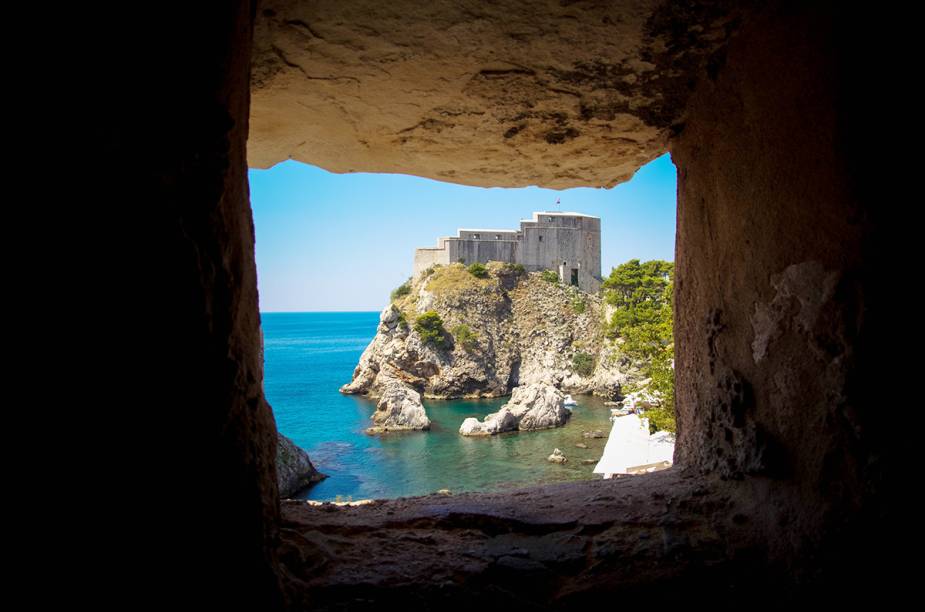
[547,448,568,464]
[366,376,431,434]
[277,469,782,609]
[250,0,739,188]
[460,383,569,436]
[276,433,326,498]
[341,263,639,408]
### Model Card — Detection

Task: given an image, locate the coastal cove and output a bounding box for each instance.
[263,311,614,501]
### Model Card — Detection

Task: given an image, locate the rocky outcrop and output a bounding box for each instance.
[460,383,569,436]
[250,1,739,189]
[547,448,568,464]
[341,263,640,414]
[366,377,431,434]
[276,433,326,498]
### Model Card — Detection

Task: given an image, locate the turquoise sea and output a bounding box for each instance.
[263,311,613,501]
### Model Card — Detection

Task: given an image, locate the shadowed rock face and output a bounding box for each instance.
[250,0,740,188]
[277,433,327,498]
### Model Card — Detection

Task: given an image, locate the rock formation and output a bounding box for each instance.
[341,262,638,418]
[275,433,326,498]
[366,376,431,434]
[547,448,568,464]
[459,382,569,436]
[250,0,738,189]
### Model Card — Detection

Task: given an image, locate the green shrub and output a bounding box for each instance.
[571,295,587,314]
[643,405,675,434]
[390,279,412,301]
[396,310,408,329]
[457,257,466,264]
[451,323,479,351]
[572,352,595,377]
[414,311,448,348]
[540,269,560,283]
[467,262,488,278]
[602,258,675,431]
[504,263,526,275]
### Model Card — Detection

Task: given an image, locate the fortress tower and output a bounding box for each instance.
[413,212,602,293]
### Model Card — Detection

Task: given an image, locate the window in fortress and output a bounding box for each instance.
[249,154,677,501]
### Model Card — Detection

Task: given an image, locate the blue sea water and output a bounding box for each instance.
[262,311,614,501]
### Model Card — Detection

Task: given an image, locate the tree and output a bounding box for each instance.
[603,259,675,432]
[451,323,479,352]
[414,311,449,349]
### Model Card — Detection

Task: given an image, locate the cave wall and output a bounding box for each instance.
[114,0,890,606]
[249,0,741,188]
[671,1,887,583]
[126,0,284,607]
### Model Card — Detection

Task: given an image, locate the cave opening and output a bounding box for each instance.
[250,155,679,502]
[130,1,889,608]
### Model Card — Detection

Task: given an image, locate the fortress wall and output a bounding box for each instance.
[580,217,603,292]
[519,215,601,292]
[452,239,519,266]
[413,247,449,278]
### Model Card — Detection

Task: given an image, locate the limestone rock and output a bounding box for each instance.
[506,383,570,431]
[276,433,327,498]
[583,430,606,439]
[458,417,482,436]
[366,378,431,434]
[547,448,567,464]
[460,383,569,436]
[379,304,401,329]
[459,408,519,437]
[250,0,737,189]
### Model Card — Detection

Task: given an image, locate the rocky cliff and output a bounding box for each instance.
[276,433,326,498]
[341,262,640,432]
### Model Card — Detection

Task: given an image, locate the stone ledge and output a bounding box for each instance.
[277,469,782,609]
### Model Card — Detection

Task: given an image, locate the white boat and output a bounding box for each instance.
[563,394,578,407]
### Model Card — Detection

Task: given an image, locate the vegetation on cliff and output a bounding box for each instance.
[571,351,595,377]
[414,310,449,348]
[603,259,675,432]
[391,278,412,301]
[540,269,560,283]
[420,263,494,297]
[467,262,488,278]
[451,323,479,352]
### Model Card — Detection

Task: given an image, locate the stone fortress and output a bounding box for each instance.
[413,211,602,292]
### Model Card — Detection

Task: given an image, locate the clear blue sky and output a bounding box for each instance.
[249,153,677,312]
